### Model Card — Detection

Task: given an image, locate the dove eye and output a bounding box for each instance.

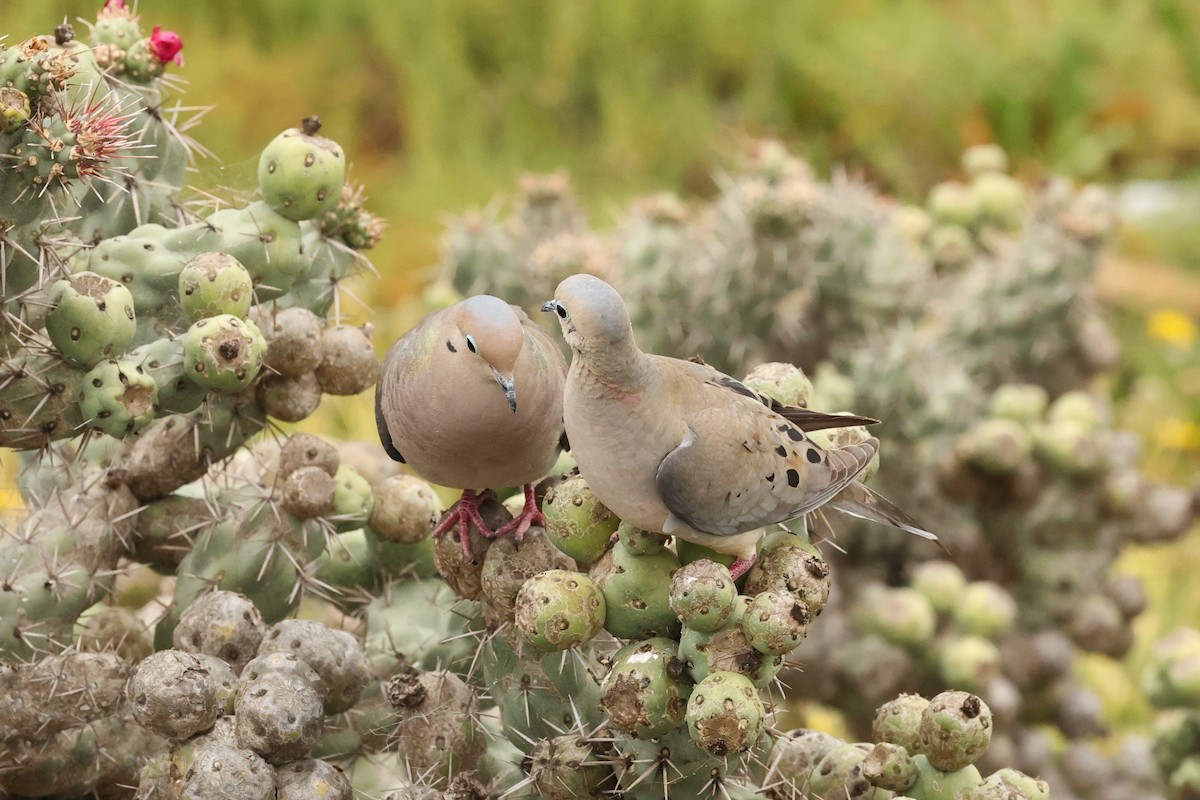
[555,303,568,319]
[465,335,478,354]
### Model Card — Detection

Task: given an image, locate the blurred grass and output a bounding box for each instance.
[14,0,1200,304]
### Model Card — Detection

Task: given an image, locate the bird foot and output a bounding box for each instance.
[728,554,757,581]
[432,489,498,562]
[493,484,544,544]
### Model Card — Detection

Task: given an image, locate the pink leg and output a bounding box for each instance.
[728,554,757,581]
[494,484,544,543]
[431,489,498,562]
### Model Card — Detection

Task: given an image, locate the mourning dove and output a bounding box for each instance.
[376,295,567,560]
[542,274,936,579]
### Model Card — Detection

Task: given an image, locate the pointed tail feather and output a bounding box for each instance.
[829,482,942,547]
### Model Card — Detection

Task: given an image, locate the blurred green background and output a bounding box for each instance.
[15,0,1200,305]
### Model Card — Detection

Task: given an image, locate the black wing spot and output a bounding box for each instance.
[720,376,758,400]
[807,448,822,464]
[446,340,457,353]
[774,445,787,457]
[765,473,775,483]
[787,427,805,442]
[786,468,800,488]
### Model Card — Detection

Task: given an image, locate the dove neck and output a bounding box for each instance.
[575,338,648,391]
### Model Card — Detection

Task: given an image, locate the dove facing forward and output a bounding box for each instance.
[542,274,936,579]
[376,295,567,560]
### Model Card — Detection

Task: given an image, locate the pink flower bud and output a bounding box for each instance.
[148,26,184,67]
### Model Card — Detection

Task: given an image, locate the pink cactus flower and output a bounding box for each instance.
[104,0,127,10]
[148,26,184,66]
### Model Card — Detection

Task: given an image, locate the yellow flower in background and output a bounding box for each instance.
[1155,419,1200,451]
[1147,310,1198,349]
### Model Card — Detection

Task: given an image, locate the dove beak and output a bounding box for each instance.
[492,369,517,413]
[540,300,555,313]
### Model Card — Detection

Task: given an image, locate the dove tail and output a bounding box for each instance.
[829,482,939,542]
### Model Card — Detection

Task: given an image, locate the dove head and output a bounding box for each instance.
[451,295,522,412]
[544,274,634,355]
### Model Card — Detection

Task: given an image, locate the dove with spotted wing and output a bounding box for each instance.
[542,274,936,578]
[376,295,568,560]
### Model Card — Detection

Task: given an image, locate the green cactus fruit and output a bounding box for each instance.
[514,569,606,650]
[742,535,830,612]
[862,741,917,792]
[128,650,224,741]
[911,561,967,614]
[988,384,1048,425]
[133,335,208,414]
[962,144,1009,177]
[1047,389,1103,430]
[282,465,336,519]
[918,691,992,771]
[279,431,340,477]
[985,769,1047,800]
[79,357,158,436]
[669,559,738,633]
[741,361,812,407]
[678,604,783,688]
[742,590,810,656]
[369,474,443,544]
[927,181,981,227]
[904,756,983,800]
[182,742,277,800]
[179,253,254,322]
[971,173,1025,227]
[805,742,881,800]
[275,759,354,800]
[236,669,326,763]
[314,323,378,395]
[590,538,681,639]
[259,619,368,715]
[257,371,322,422]
[929,224,974,271]
[938,635,1001,692]
[956,418,1033,474]
[953,582,1017,639]
[90,4,143,48]
[618,520,668,555]
[528,735,615,800]
[542,474,621,563]
[329,464,374,532]
[183,314,267,392]
[45,272,136,367]
[686,671,764,757]
[873,694,929,755]
[478,525,573,625]
[172,590,266,675]
[0,86,31,133]
[853,585,936,649]
[1031,419,1108,476]
[252,305,324,378]
[601,638,691,738]
[259,117,347,221]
